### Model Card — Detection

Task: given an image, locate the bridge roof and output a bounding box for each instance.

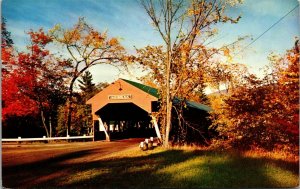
[122,79,211,112]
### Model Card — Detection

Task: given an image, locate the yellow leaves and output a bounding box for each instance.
[89,31,106,48]
[48,24,61,35]
[179,43,192,63]
[63,29,81,44]
[187,9,200,16]
[108,38,119,46]
[122,55,136,63]
[223,47,230,56]
[226,0,244,7]
[223,47,233,63]
[212,28,218,35]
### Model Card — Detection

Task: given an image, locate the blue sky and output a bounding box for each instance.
[2,0,299,85]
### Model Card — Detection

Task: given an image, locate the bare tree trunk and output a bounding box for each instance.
[164,0,172,147]
[49,116,52,138]
[66,79,75,136]
[41,110,49,138]
[66,101,72,136]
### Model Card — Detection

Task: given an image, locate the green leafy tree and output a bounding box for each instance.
[1,17,13,47]
[78,71,96,101]
[57,96,93,136]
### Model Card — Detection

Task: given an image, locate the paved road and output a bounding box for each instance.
[2,138,143,188]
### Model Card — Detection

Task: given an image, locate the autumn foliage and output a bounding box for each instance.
[211,42,299,153]
[2,28,70,137]
[49,18,127,136]
[138,0,244,146]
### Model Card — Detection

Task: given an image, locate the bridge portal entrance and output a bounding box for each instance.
[87,79,160,141]
[94,103,155,140]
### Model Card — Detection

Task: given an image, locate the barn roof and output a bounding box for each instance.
[121,78,211,112]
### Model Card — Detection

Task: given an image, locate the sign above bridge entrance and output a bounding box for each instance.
[108,94,132,100]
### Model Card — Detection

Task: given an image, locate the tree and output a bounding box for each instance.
[49,18,127,136]
[1,17,13,48]
[2,29,70,137]
[213,42,299,152]
[78,71,96,101]
[94,82,109,92]
[2,17,14,74]
[139,0,243,146]
[2,72,39,119]
[205,61,249,93]
[57,95,93,136]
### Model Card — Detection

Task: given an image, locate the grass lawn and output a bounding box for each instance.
[3,143,299,188]
[60,148,299,188]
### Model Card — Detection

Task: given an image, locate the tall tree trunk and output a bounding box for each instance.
[66,66,91,136]
[66,100,72,136]
[49,116,52,138]
[164,0,172,147]
[66,79,75,136]
[41,110,50,138]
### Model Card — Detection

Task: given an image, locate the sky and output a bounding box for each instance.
[2,0,299,88]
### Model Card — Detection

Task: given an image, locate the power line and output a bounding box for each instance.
[235,4,299,55]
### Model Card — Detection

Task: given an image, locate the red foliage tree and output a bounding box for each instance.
[215,42,299,153]
[2,72,39,119]
[2,29,70,137]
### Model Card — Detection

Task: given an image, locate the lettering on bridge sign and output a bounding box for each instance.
[108,94,132,100]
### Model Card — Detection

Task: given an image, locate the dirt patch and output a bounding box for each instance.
[2,138,143,188]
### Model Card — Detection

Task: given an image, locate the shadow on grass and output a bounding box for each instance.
[3,148,299,188]
[2,148,102,188]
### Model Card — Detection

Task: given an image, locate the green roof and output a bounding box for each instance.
[186,100,212,112]
[121,78,159,98]
[121,78,211,112]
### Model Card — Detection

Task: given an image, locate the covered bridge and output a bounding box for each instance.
[87,78,211,142]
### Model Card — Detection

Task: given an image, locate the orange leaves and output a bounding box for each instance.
[63,29,81,44]
[222,47,233,63]
[85,30,106,47]
[187,9,201,16]
[108,37,119,46]
[50,18,125,63]
[46,18,127,134]
[214,43,300,151]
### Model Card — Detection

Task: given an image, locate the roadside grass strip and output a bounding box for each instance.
[59,147,299,188]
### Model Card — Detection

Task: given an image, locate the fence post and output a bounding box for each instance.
[149,137,154,149]
[43,136,48,143]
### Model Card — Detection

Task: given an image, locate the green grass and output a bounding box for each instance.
[56,147,299,188]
